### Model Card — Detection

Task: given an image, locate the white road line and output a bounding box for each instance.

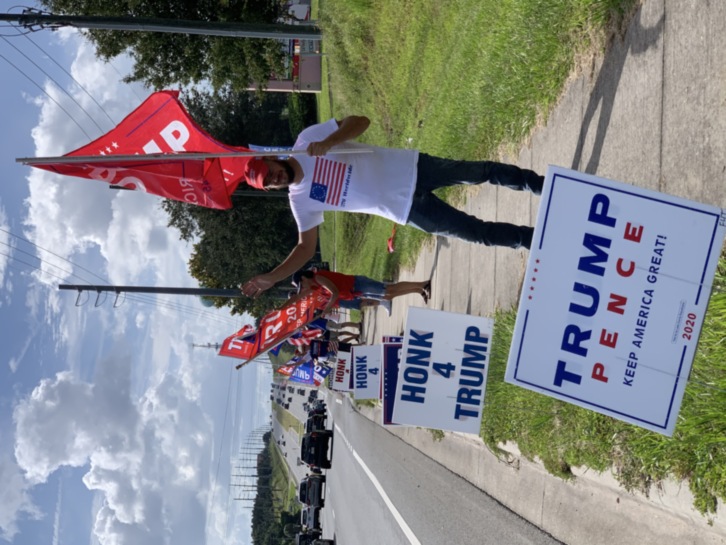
[335,398,342,404]
[334,424,421,545]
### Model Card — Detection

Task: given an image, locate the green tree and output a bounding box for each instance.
[181,199,299,317]
[39,0,286,90]
[182,87,297,148]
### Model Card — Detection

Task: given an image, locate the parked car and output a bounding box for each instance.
[308,389,319,400]
[308,400,326,416]
[300,429,333,469]
[305,412,327,433]
[299,474,326,507]
[300,505,321,531]
[296,529,334,545]
[297,388,307,395]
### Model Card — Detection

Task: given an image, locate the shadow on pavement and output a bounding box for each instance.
[571,8,665,173]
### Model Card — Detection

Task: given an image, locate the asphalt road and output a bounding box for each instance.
[274,383,561,544]
[299,390,563,545]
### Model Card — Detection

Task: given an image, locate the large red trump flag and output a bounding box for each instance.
[23,91,252,209]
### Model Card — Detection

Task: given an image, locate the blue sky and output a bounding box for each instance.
[0,7,270,545]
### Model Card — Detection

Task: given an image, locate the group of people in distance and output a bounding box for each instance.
[285,268,430,354]
[241,114,542,342]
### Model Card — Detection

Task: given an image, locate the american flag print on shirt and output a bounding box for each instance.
[309,157,349,205]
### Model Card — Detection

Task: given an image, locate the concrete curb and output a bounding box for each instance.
[352,402,725,545]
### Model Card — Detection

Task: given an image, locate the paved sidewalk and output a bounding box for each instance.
[361,1,726,544]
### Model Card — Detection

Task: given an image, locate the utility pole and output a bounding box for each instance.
[192,343,222,350]
[59,283,292,301]
[0,10,321,40]
[60,283,245,299]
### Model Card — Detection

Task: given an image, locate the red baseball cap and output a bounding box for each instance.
[244,159,269,190]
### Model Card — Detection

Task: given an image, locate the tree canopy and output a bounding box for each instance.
[250,432,296,545]
[166,195,299,318]
[39,0,286,90]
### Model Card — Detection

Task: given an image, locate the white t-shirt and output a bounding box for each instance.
[288,119,419,232]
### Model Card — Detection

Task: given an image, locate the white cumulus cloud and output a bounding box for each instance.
[0,447,41,541]
[14,345,213,545]
[0,205,11,296]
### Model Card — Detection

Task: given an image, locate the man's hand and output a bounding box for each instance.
[306,141,333,156]
[306,116,370,157]
[241,274,275,298]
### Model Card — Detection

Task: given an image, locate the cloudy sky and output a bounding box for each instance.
[0,7,270,545]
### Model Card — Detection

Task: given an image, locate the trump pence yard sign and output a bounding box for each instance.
[505,166,726,435]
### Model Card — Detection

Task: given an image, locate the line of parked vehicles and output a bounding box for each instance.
[270,382,320,411]
[296,398,334,545]
[270,382,292,409]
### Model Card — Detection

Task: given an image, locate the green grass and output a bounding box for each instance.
[481,253,726,514]
[317,0,637,279]
[270,442,299,513]
[353,398,377,409]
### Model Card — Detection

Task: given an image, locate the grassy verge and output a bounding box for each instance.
[270,442,300,513]
[353,398,377,409]
[317,0,637,277]
[481,253,726,515]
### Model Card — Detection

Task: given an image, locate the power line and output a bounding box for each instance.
[0,23,33,37]
[0,226,105,282]
[19,31,117,126]
[224,370,244,540]
[208,364,236,523]
[104,57,145,102]
[0,51,93,140]
[5,4,145,103]
[1,35,105,134]
[0,227,241,327]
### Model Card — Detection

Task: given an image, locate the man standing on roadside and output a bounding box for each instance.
[241,115,542,298]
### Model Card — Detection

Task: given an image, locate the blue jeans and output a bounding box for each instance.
[353,275,387,300]
[337,299,360,310]
[405,154,542,249]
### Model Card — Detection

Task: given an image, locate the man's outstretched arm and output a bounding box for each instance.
[241,227,318,298]
[306,115,371,156]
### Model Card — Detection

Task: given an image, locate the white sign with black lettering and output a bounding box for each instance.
[351,345,382,400]
[393,308,493,434]
[331,347,352,392]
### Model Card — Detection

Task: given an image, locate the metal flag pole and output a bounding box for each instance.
[16,148,372,165]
